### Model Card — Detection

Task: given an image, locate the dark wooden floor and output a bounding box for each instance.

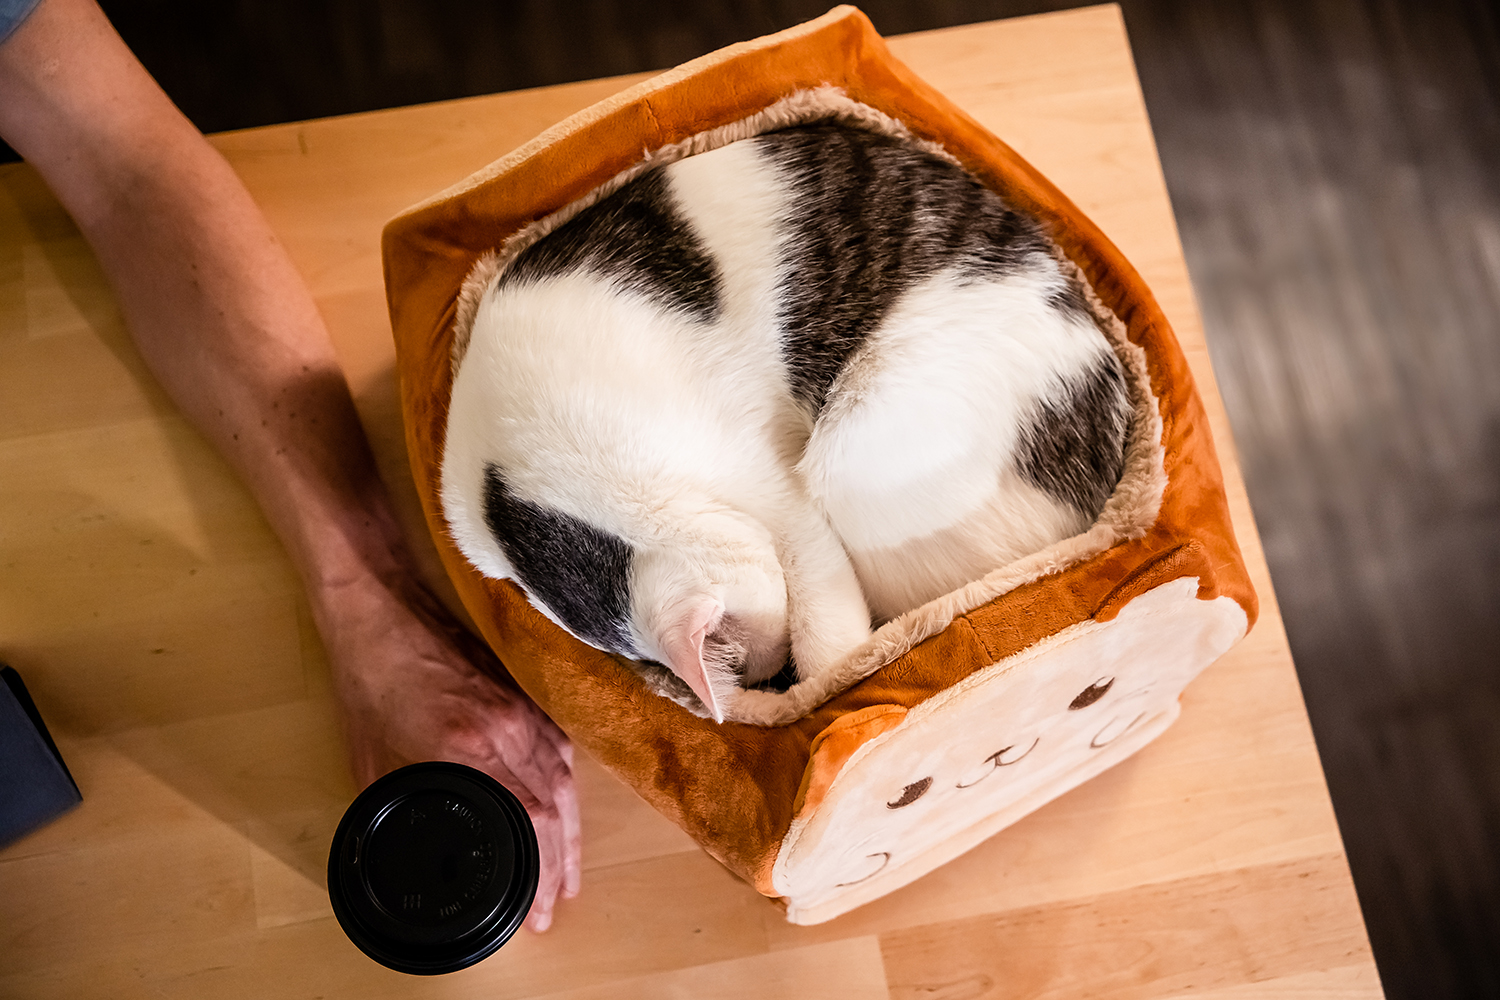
[6,1,1498,996]
[1127,4,1500,997]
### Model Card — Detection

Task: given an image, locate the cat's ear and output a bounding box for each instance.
[660,597,729,723]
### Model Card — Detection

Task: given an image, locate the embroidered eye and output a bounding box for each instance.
[1069,676,1115,710]
[886,777,932,809]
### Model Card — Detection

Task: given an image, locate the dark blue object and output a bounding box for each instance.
[328,761,538,975]
[0,665,82,849]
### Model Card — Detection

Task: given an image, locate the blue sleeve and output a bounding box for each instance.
[0,0,43,45]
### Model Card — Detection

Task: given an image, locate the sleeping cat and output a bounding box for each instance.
[440,119,1131,722]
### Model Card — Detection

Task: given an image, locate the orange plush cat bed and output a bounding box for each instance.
[383,6,1257,924]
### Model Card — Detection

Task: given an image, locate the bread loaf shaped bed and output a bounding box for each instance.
[383,5,1258,924]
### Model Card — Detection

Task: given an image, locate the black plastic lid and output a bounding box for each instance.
[327,761,539,975]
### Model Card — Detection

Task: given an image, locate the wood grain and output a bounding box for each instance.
[881,856,1370,1000]
[1122,3,1500,996]
[0,7,1382,998]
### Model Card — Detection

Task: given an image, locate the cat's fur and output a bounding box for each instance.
[441,120,1131,722]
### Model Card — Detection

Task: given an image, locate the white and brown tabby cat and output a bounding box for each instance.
[440,119,1130,722]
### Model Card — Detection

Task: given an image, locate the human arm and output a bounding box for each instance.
[0,0,580,929]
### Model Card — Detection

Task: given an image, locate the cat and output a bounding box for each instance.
[440,118,1131,722]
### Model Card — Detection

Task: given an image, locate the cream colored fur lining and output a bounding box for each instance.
[446,87,1169,725]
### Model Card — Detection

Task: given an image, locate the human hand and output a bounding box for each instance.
[317,573,582,932]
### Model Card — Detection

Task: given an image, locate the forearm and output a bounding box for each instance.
[73,149,409,595]
[0,0,407,601]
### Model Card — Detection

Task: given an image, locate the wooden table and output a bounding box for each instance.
[0,6,1384,997]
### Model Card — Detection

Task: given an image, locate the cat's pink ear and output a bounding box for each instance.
[660,597,726,723]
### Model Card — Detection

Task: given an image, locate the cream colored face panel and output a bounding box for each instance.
[772,577,1249,924]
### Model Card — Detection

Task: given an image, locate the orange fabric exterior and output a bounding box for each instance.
[383,6,1257,896]
[792,705,909,817]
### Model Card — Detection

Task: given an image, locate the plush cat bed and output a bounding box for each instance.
[383,5,1257,924]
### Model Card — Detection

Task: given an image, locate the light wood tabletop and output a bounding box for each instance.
[0,5,1384,997]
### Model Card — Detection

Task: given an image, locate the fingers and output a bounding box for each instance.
[489,738,582,902]
[481,702,574,806]
[523,802,572,933]
[535,713,574,759]
[444,696,578,932]
[525,858,557,934]
[470,663,582,907]
[553,767,583,898]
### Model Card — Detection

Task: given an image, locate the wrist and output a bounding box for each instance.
[302,525,412,618]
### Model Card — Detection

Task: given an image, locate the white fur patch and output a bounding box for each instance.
[799,264,1113,621]
[447,273,789,540]
[665,140,792,349]
[804,266,1104,546]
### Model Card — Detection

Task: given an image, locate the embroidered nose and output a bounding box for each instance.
[956,737,1040,788]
